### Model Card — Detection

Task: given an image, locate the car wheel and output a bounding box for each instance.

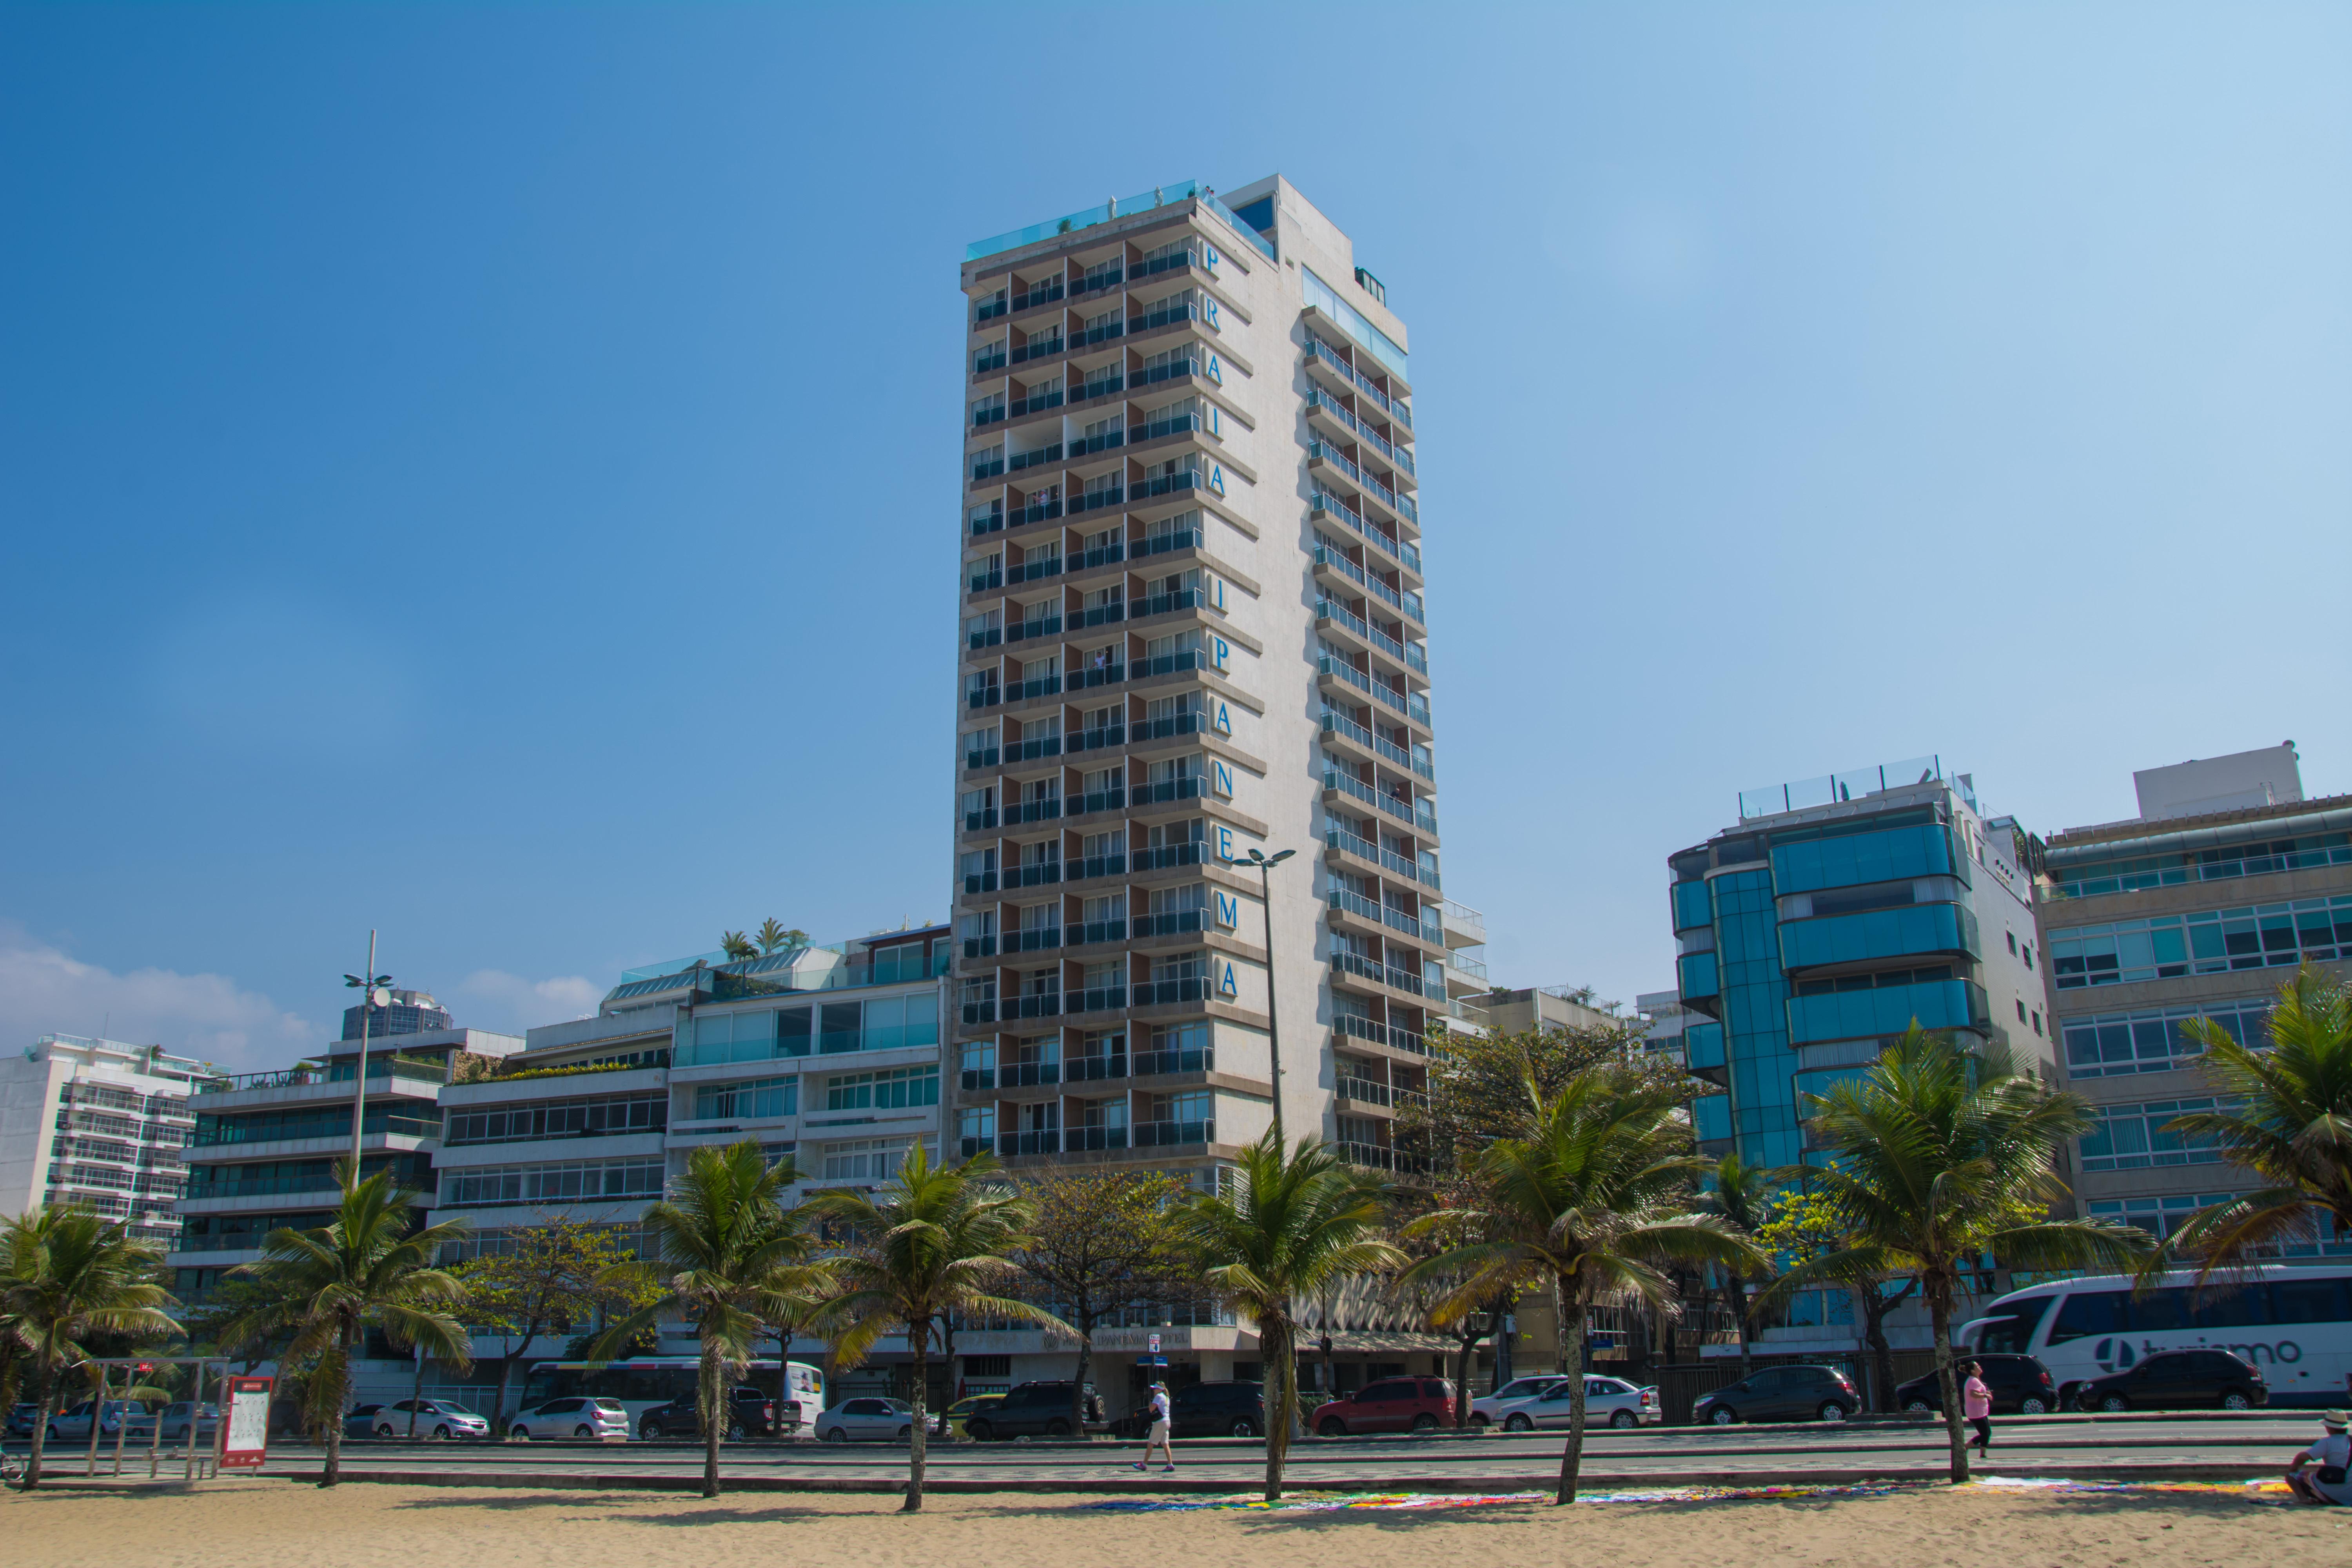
[2020,1397,2049,1416]
[1410,1413,1439,1432]
[376,1423,396,1438]
[575,1425,596,1439]
[511,1426,532,1441]
[897,1425,913,1441]
[1469,1414,1490,1429]
[1709,1406,1738,1426]
[46,1426,61,1442]
[1045,1419,1071,1438]
[1610,1409,1637,1429]
[1318,1418,1348,1437]
[725,1422,745,1443]
[434,1425,453,1440]
[1817,1402,1848,1423]
[2098,1394,2129,1413]
[2221,1391,2252,1411]
[1903,1399,1933,1415]
[1503,1413,1534,1433]
[1228,1417,1257,1438]
[964,1420,993,1443]
[821,1427,846,1444]
[640,1421,666,1441]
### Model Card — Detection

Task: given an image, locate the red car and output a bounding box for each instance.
[1309,1376,1457,1436]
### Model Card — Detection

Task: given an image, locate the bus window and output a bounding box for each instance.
[2191,1283,2272,1328]
[2273,1276,2350,1325]
[1975,1294,2059,1354]
[2127,1289,2190,1333]
[2046,1290,2126,1344]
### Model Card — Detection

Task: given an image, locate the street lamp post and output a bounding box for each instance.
[1244,848,1296,1145]
[344,933,393,1185]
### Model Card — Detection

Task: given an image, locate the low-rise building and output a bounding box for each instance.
[0,1034,221,1249]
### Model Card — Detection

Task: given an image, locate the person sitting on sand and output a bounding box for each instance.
[2283,1410,2348,1506]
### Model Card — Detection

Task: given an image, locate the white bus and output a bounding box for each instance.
[1960,1265,2352,1409]
[519,1358,826,1436]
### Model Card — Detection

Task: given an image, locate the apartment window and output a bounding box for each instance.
[2006,931,2017,956]
[1151,951,1207,983]
[1082,960,1122,991]
[2016,998,2028,1024]
[957,1108,996,1154]
[1146,628,1205,661]
[2058,995,2274,1077]
[1152,1090,1213,1124]
[2049,895,2352,987]
[1082,768,1122,796]
[1024,967,1060,998]
[440,1158,665,1209]
[824,1066,940,1112]
[1082,893,1125,923]
[2024,944,2034,970]
[819,1137,932,1183]
[2077,1099,2232,1171]
[693,1077,797,1121]
[1082,828,1125,858]
[2032,1011,2043,1036]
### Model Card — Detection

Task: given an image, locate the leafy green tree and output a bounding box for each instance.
[1397,1019,1687,1179]
[1692,1152,1787,1373]
[1403,1065,1766,1504]
[808,1144,1064,1512]
[1755,1027,2151,1482]
[1008,1168,1189,1437]
[455,1218,656,1432]
[1,1208,180,1489]
[1171,1133,1403,1501]
[754,920,809,956]
[588,1142,828,1498]
[2163,967,2352,1269]
[219,1165,473,1486]
[1755,1185,1916,1411]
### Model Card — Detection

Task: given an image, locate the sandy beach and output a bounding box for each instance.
[6,1479,2347,1567]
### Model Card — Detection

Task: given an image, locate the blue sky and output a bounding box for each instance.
[4,4,2347,1067]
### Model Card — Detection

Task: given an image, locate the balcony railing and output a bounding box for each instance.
[1006,614,1063,644]
[1307,336,1412,429]
[1011,335,1065,365]
[1069,484,1125,517]
[1074,372,1125,402]
[1005,860,1062,888]
[1069,917,1128,946]
[1134,355,1203,389]
[1133,1118,1214,1147]
[1007,498,1062,528]
[1000,1059,1061,1087]
[1071,429,1125,458]
[1132,841,1206,873]
[1129,299,1202,334]
[1010,442,1063,472]
[1068,852,1128,881]
[974,348,1007,374]
[1305,388,1415,475]
[1063,1125,1129,1151]
[1065,1052,1128,1082]
[1135,1045,1212,1076]
[1318,652,1373,697]
[1133,909,1205,939]
[1004,992,1063,1020]
[1327,826,1384,866]
[1010,390,1064,418]
[1065,984,1130,1015]
[1134,586,1202,619]
[999,1130,1062,1156]
[1067,721,1125,754]
[1070,662,1127,693]
[1332,948,1425,996]
[1134,975,1212,1007]
[1006,927,1063,953]
[1136,468,1203,502]
[1319,707,1435,782]
[1132,525,1203,561]
[1011,279,1065,312]
[1067,786,1125,817]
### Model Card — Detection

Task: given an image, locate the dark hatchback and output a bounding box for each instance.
[1692,1365,1861,1425]
[1168,1380,1265,1438]
[1895,1354,2058,1415]
[2076,1349,2268,1412]
[962,1381,1105,1441]
[636,1385,787,1441]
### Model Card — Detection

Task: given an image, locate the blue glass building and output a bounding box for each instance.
[1670,757,2054,1167]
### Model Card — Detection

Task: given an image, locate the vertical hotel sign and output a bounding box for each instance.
[218,1375,274,1470]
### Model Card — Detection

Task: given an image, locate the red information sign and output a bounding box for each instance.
[218,1376,274,1470]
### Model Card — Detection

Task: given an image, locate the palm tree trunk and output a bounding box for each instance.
[489,1350,515,1438]
[1729,1274,1752,1374]
[1553,1283,1588,1506]
[1929,1288,1968,1484]
[1261,1318,1291,1503]
[322,1324,352,1487]
[1864,1293,1898,1414]
[1071,1316,1093,1440]
[904,1317,929,1513]
[699,1340,722,1499]
[21,1365,57,1490]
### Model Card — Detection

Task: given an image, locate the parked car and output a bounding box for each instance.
[1468,1376,1570,1427]
[125,1402,220,1443]
[636,1386,782,1441]
[1691,1365,1861,1425]
[961,1381,1105,1442]
[7,1403,40,1438]
[1167,1380,1265,1438]
[343,1404,387,1439]
[1485,1375,1660,1431]
[2074,1349,2268,1412]
[1895,1355,2057,1416]
[1309,1377,1458,1436]
[369,1398,491,1439]
[944,1394,1004,1438]
[509,1397,630,1441]
[44,1400,138,1441]
[814,1397,915,1443]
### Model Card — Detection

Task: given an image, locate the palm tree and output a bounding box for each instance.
[1171,1132,1403,1502]
[588,1142,829,1499]
[1691,1152,1786,1373]
[754,920,808,956]
[1755,1026,2152,1483]
[1,1208,180,1490]
[1403,1065,1766,1504]
[219,1163,473,1487]
[2162,967,2352,1269]
[806,1145,1063,1512]
[720,931,758,962]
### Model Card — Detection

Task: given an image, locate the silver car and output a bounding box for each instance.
[372,1398,490,1439]
[123,1402,219,1443]
[508,1397,630,1441]
[1485,1375,1661,1431]
[44,1400,139,1442]
[813,1397,915,1443]
[1468,1376,1568,1427]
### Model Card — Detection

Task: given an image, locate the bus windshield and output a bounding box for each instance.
[1972,1293,2060,1354]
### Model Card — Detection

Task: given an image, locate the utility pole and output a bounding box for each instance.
[345,933,392,1185]
[1244,848,1295,1145]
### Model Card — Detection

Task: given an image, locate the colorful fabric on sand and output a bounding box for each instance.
[1081,1476,2298,1514]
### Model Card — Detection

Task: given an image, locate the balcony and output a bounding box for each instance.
[1134,976,1212,1007]
[1005,926,1063,953]
[999,1130,1063,1156]
[1134,355,1203,390]
[1073,371,1125,403]
[1000,1059,1062,1087]
[1011,335,1065,366]
[1004,860,1062,888]
[1779,903,1979,973]
[1064,1125,1129,1152]
[972,404,1005,430]
[1011,279,1065,312]
[1067,720,1126,754]
[1010,389,1064,419]
[1006,498,1063,529]
[1068,852,1128,881]
[1309,489,1419,575]
[1785,977,1991,1047]
[1073,263,1125,298]
[1132,841,1205,873]
[1073,599,1125,630]
[1136,1045,1212,1076]
[1129,298,1203,336]
[1069,484,1125,517]
[1006,613,1063,645]
[1332,948,1425,997]
[1133,586,1203,620]
[1004,992,1063,1020]
[1065,984,1129,1015]
[1065,1051,1128,1082]
[1304,390,1414,479]
[1305,336,1412,430]
[1320,707,1434,782]
[1135,467,1204,503]
[1069,917,1128,946]
[1134,1118,1214,1148]
[1314,593,1417,671]
[974,347,1007,374]
[1134,909,1205,939]
[1010,441,1063,473]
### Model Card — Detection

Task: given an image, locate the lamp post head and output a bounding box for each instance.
[1246,848,1296,867]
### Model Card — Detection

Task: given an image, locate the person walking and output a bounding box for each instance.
[1131,1381,1175,1474]
[1961,1361,1994,1457]
[2284,1410,2349,1506]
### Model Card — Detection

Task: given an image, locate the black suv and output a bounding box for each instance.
[2076,1349,2268,1413]
[962,1381,1104,1442]
[1169,1380,1265,1438]
[1691,1365,1861,1425]
[1895,1354,2058,1416]
[637,1385,787,1441]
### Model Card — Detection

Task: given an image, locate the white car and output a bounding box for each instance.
[813,1397,915,1443]
[1468,1376,1569,1427]
[508,1397,630,1441]
[373,1398,491,1439]
[1485,1375,1661,1431]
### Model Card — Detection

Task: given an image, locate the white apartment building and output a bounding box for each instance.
[0,1034,221,1247]
[951,176,1445,1186]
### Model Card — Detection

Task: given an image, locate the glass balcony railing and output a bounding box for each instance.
[1011,279,1065,312]
[1305,389,1414,475]
[1006,614,1063,644]
[1133,1118,1214,1148]
[1063,1125,1128,1152]
[1318,653,1373,697]
[1070,430,1124,458]
[1010,390,1064,418]
[1064,1051,1128,1082]
[1129,299,1202,335]
[1321,767,1439,837]
[1134,355,1202,389]
[1133,841,1205,873]
[1134,1044,1212,1076]
[1319,706,1435,782]
[1009,442,1063,472]
[1065,984,1129,1015]
[1069,917,1128,946]
[1132,526,1203,561]
[1326,826,1383,865]
[1332,949,1424,996]
[1011,335,1065,366]
[1074,372,1124,402]
[1069,485,1125,517]
[1306,336,1412,429]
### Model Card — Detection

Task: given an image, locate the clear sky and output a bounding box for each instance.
[4,4,2347,1068]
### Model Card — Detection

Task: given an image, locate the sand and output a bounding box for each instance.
[6,1479,2348,1567]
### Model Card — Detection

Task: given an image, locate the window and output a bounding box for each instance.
[2032,1011,2042,1036]
[440,1158,666,1209]
[2050,896,2352,988]
[2058,996,2274,1078]
[818,1137,932,1183]
[2016,998,2027,1023]
[2007,931,2017,955]
[823,1066,939,1112]
[692,1077,797,1121]
[2076,1099,2230,1171]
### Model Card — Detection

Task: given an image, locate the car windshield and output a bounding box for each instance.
[430,1402,478,1417]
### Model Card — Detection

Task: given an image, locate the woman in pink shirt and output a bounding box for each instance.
[1961,1361,1993,1456]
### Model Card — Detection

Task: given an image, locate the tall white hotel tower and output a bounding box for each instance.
[950,176,1452,1187]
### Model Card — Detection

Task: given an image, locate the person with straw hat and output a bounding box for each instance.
[2284,1409,2348,1505]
